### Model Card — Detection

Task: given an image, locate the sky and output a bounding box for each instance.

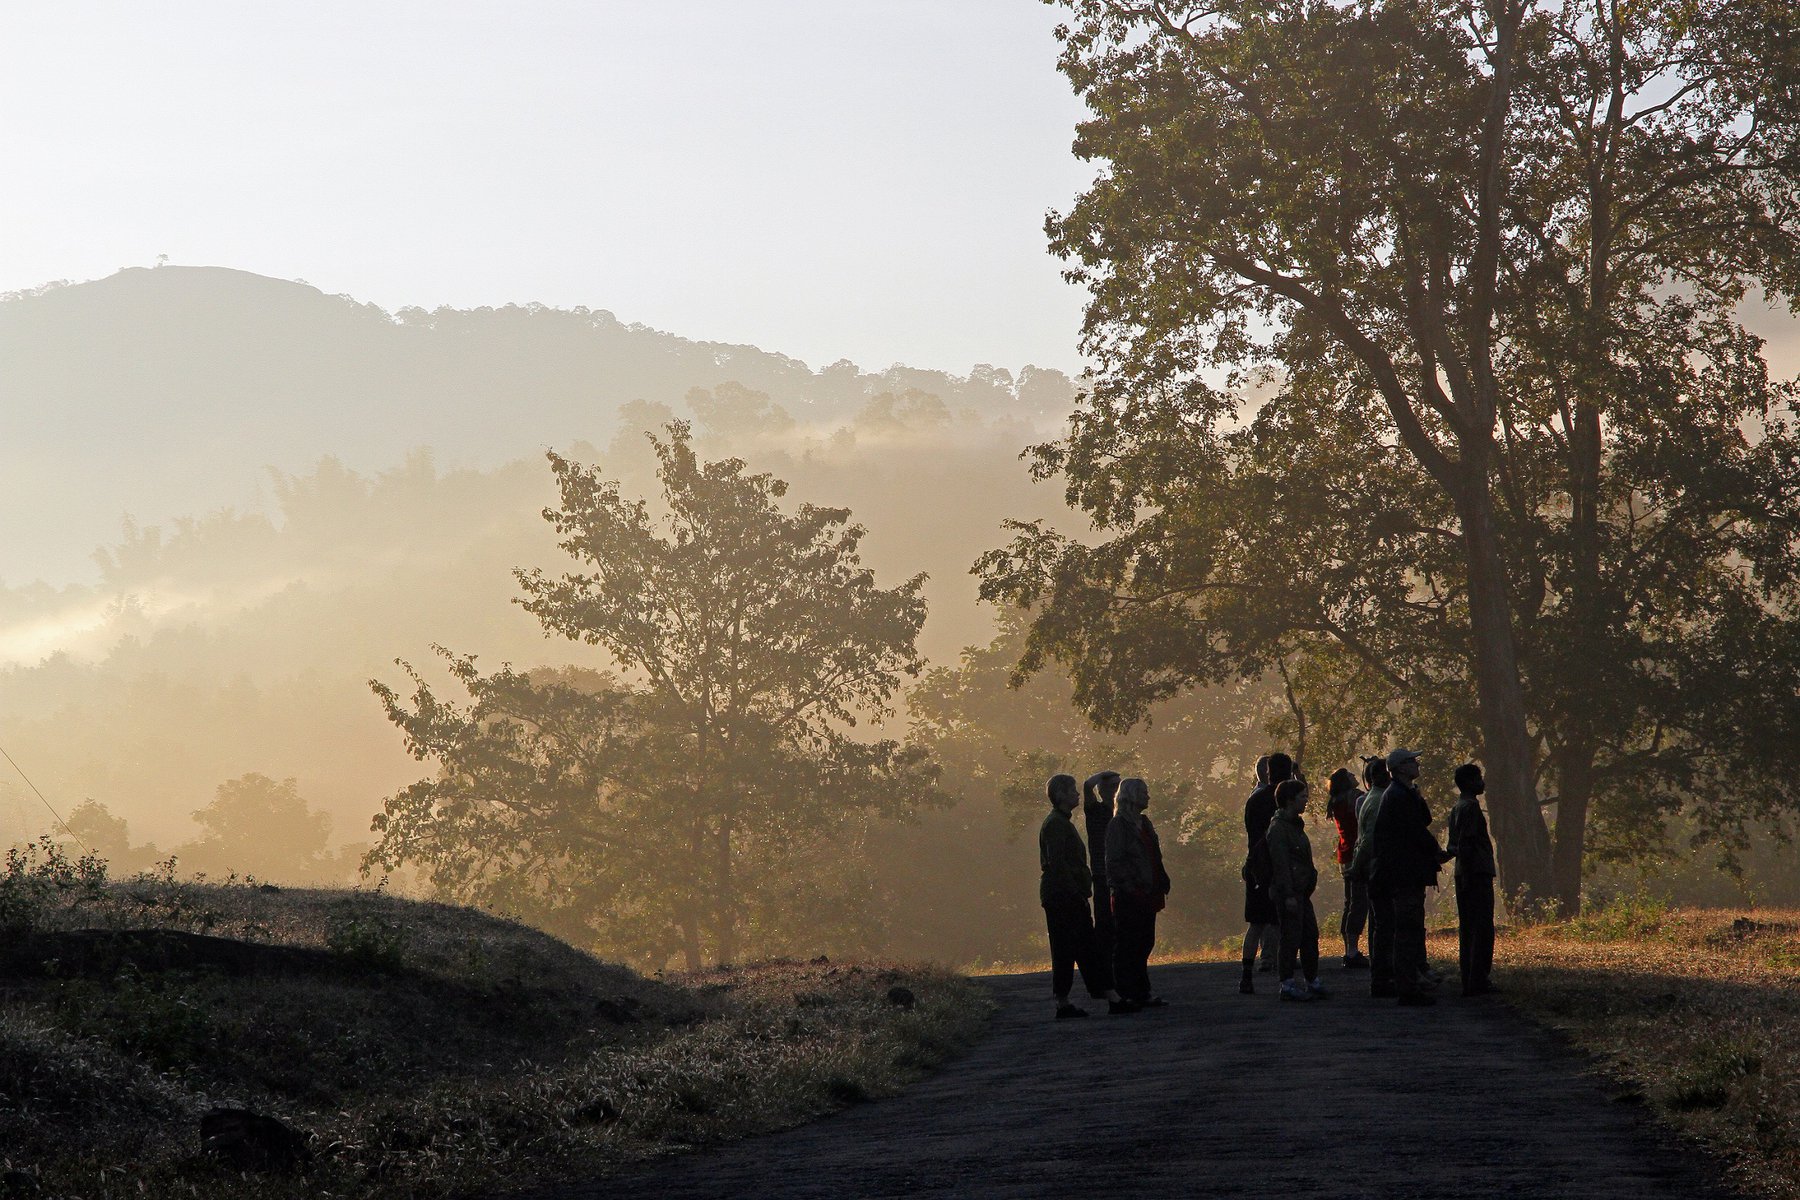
[0,1,1095,376]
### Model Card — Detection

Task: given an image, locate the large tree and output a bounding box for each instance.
[369,424,937,967]
[980,0,1800,909]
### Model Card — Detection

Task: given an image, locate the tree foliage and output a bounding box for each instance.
[369,424,939,968]
[981,0,1800,909]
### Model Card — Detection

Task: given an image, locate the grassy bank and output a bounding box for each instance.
[1493,902,1800,1200]
[0,849,990,1198]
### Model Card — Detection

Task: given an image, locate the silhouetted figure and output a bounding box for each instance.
[1082,770,1123,996]
[1252,755,1278,970]
[1326,767,1369,968]
[1268,778,1325,1001]
[1239,752,1292,993]
[1106,777,1170,1007]
[1039,774,1125,1018]
[1368,748,1449,1008]
[1447,762,1499,997]
[1348,756,1393,995]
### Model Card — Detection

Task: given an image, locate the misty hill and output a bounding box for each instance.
[3,266,1078,584]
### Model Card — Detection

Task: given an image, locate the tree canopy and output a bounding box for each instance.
[369,424,939,967]
[980,0,1800,909]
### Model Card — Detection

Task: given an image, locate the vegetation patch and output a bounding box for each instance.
[0,844,990,1198]
[1493,902,1800,1199]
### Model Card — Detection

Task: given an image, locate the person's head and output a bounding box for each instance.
[1117,777,1150,817]
[1275,778,1309,814]
[1267,752,1295,784]
[1255,755,1271,785]
[1095,771,1122,804]
[1048,774,1079,813]
[1386,747,1422,781]
[1328,767,1359,798]
[1363,755,1391,788]
[1453,762,1485,796]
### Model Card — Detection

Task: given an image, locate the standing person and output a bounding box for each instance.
[1039,774,1128,1018]
[1447,762,1499,997]
[1106,777,1171,1007]
[1349,756,1394,996]
[1326,767,1370,969]
[1082,770,1123,999]
[1369,748,1449,1008]
[1252,756,1278,972]
[1267,778,1326,1001]
[1239,753,1292,994]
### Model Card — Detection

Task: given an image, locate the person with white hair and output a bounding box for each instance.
[1104,777,1171,1007]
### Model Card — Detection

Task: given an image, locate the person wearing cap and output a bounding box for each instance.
[1325,767,1370,969]
[1348,755,1394,995]
[1039,774,1130,1018]
[1106,777,1172,1007]
[1446,762,1499,997]
[1082,770,1123,998]
[1368,748,1450,1007]
[1239,753,1291,993]
[1266,777,1326,1000]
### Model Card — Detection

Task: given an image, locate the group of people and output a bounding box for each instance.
[1036,750,1497,1018]
[1240,748,1497,1007]
[1036,771,1170,1017]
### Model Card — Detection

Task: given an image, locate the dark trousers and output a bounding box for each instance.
[1340,868,1369,951]
[1111,891,1158,1003]
[1368,889,1395,990]
[1089,883,1116,993]
[1391,886,1429,997]
[1044,899,1105,1000]
[1278,896,1320,982]
[1456,873,1496,991]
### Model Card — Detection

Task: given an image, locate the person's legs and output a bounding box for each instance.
[1259,921,1279,971]
[1342,871,1369,957]
[1368,889,1395,994]
[1301,898,1320,984]
[1471,875,1496,990]
[1240,922,1267,991]
[1278,902,1300,982]
[1116,898,1154,1003]
[1044,903,1077,1004]
[1089,889,1116,994]
[1455,874,1474,994]
[1392,887,1429,1001]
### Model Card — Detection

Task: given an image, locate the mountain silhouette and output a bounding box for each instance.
[3,266,1076,583]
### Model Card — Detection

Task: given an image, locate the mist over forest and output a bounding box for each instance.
[5,265,1799,968]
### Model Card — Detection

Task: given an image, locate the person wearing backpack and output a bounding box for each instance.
[1039,774,1130,1018]
[1239,752,1292,994]
[1267,777,1326,1001]
[1082,770,1123,998]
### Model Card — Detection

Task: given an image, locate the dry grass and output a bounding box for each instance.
[1489,901,1800,1200]
[0,870,990,1198]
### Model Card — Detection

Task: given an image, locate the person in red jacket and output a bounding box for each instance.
[1326,767,1370,969]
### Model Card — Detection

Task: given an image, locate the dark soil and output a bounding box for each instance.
[536,960,1737,1200]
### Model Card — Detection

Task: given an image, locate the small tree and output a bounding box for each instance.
[370,424,938,967]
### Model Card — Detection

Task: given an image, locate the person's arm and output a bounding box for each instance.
[1445,802,1464,859]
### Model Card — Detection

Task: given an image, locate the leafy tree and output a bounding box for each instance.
[60,799,162,875]
[178,773,332,881]
[980,0,1800,909]
[369,424,938,968]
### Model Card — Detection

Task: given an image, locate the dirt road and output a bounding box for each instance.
[542,960,1732,1199]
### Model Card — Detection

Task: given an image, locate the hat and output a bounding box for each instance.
[1385,747,1422,769]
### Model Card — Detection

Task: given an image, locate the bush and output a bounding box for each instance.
[0,838,108,935]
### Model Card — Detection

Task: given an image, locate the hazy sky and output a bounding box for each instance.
[0,2,1095,375]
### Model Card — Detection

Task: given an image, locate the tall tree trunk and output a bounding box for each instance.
[715,815,736,964]
[1550,741,1595,913]
[1456,484,1556,910]
[682,816,706,970]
